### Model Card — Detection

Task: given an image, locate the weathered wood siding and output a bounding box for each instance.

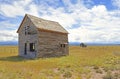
[18,16,39,58]
[18,15,69,58]
[37,30,68,57]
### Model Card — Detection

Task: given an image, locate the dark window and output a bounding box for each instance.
[25,26,30,35]
[30,43,35,52]
[60,44,65,48]
[27,26,29,29]
[25,27,27,35]
[63,44,65,47]
[60,44,62,47]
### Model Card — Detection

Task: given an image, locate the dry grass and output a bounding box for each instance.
[0,46,120,79]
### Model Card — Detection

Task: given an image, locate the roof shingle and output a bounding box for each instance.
[26,14,68,34]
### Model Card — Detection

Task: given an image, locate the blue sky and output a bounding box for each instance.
[0,0,120,43]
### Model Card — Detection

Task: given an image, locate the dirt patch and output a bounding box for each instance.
[81,66,120,79]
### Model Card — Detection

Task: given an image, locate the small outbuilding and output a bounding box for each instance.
[80,43,87,47]
[17,14,69,58]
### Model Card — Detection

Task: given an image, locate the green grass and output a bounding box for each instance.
[0,46,120,79]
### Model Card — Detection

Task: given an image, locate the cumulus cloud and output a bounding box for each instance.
[0,0,39,17]
[0,21,16,30]
[0,1,25,17]
[0,30,17,41]
[41,8,77,28]
[67,4,120,43]
[112,0,120,9]
[0,0,120,43]
[0,21,18,41]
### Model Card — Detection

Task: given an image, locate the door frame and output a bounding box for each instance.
[24,43,27,55]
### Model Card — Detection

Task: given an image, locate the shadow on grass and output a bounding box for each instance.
[0,56,30,62]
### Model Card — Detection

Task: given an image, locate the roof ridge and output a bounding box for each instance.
[24,14,68,34]
[26,14,58,23]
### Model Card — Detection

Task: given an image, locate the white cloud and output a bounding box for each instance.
[68,26,120,43]
[41,8,77,28]
[0,0,120,43]
[0,0,38,17]
[26,4,39,16]
[67,4,120,43]
[0,21,18,42]
[0,30,17,41]
[0,21,17,30]
[0,1,25,17]
[112,0,120,9]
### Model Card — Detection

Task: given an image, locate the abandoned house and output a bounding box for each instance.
[17,14,69,58]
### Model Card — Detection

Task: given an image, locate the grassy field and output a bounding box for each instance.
[0,46,120,79]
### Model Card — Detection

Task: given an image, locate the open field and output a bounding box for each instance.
[0,46,120,79]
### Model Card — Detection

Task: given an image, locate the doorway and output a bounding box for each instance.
[24,43,27,55]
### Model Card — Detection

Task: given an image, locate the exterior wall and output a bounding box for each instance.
[37,30,69,58]
[18,16,39,58]
[18,16,69,58]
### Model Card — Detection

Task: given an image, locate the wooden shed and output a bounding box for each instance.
[17,14,69,58]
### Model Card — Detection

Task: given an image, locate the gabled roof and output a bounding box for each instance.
[17,14,68,34]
